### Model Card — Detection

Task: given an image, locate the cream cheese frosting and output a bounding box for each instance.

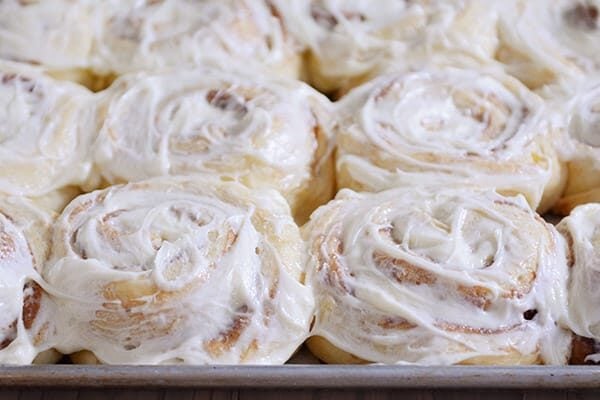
[0,61,97,198]
[335,67,565,213]
[544,76,600,214]
[274,0,501,93]
[0,195,57,364]
[90,0,302,79]
[303,187,572,365]
[557,204,600,363]
[0,0,95,70]
[496,0,600,89]
[44,175,313,364]
[93,68,334,223]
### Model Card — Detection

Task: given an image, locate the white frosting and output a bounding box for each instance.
[89,0,301,78]
[44,176,313,364]
[335,68,558,210]
[0,196,56,364]
[0,0,95,69]
[0,0,301,79]
[93,68,332,216]
[497,0,600,87]
[554,77,600,167]
[275,0,500,89]
[0,61,96,197]
[303,187,571,365]
[557,204,600,362]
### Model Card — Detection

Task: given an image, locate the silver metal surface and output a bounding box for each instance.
[0,365,599,388]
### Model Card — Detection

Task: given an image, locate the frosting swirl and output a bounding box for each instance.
[0,61,96,198]
[335,68,565,213]
[303,187,571,365]
[496,0,600,89]
[44,175,313,364]
[557,204,600,363]
[0,196,57,364]
[275,0,500,93]
[0,0,95,71]
[552,77,600,214]
[93,68,334,223]
[90,0,301,79]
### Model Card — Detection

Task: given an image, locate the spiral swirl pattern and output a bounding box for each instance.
[274,0,500,93]
[0,61,96,200]
[93,68,334,223]
[335,68,564,213]
[303,187,571,365]
[44,175,313,364]
[553,77,600,215]
[496,0,600,89]
[90,0,301,79]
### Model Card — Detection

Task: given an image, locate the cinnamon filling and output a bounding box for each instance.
[204,305,251,357]
[205,89,248,116]
[565,4,598,31]
[373,251,436,286]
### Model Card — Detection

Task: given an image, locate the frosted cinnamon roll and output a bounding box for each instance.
[496,0,600,89]
[0,196,60,364]
[91,0,302,80]
[552,78,600,215]
[304,187,571,365]
[0,61,97,210]
[44,175,313,365]
[335,68,566,213]
[556,204,600,364]
[274,0,500,94]
[93,69,334,224]
[0,0,96,86]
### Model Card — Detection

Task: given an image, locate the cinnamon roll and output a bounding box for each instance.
[275,0,500,95]
[303,187,571,365]
[0,61,97,210]
[335,67,566,213]
[90,0,302,80]
[0,0,97,87]
[0,195,60,364]
[552,77,600,215]
[495,0,600,89]
[556,204,600,364]
[44,175,313,364]
[93,68,334,224]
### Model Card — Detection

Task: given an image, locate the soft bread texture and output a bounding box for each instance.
[44,175,313,365]
[0,0,303,84]
[0,195,58,364]
[495,0,600,90]
[334,67,566,214]
[550,77,600,215]
[303,187,571,365]
[0,61,97,200]
[92,68,335,224]
[275,0,501,95]
[557,204,600,364]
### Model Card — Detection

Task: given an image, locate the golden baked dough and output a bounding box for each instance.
[0,195,60,364]
[557,204,600,364]
[303,187,571,365]
[44,175,313,365]
[495,0,600,89]
[335,67,566,213]
[0,61,97,210]
[551,77,600,215]
[93,68,335,223]
[275,0,501,95]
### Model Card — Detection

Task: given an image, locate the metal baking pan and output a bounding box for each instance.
[0,365,599,388]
